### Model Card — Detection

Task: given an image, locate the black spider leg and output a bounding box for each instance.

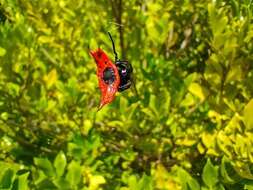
[108,32,118,62]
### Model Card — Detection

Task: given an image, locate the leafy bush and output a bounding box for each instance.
[0,0,253,189]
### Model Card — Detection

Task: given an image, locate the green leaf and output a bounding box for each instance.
[0,47,6,56]
[243,99,253,129]
[187,177,200,190]
[220,157,236,184]
[128,175,138,190]
[66,160,82,187]
[202,158,219,188]
[53,178,71,190]
[17,172,29,190]
[0,169,14,189]
[215,183,225,190]
[54,151,67,178]
[81,119,93,135]
[184,72,198,87]
[234,163,253,180]
[180,93,195,107]
[245,184,253,190]
[208,3,228,35]
[127,102,139,120]
[1,112,9,120]
[177,167,200,190]
[36,179,58,190]
[137,174,153,190]
[44,69,58,88]
[38,35,54,43]
[6,82,20,97]
[162,90,171,114]
[34,158,54,177]
[89,175,106,189]
[141,108,155,119]
[120,96,128,115]
[188,82,208,102]
[245,30,253,43]
[149,94,159,117]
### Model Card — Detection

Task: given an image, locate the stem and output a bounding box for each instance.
[110,0,125,59]
[118,0,125,59]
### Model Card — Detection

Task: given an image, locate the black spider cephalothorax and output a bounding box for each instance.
[108,32,133,92]
[116,60,133,91]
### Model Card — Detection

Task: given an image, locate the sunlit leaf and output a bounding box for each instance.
[44,69,58,88]
[66,160,82,187]
[34,158,54,177]
[188,82,208,102]
[0,47,6,56]
[54,151,67,178]
[220,157,236,184]
[177,167,200,190]
[89,175,106,190]
[17,172,29,190]
[243,99,253,129]
[202,158,219,188]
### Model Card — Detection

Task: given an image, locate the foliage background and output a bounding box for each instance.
[0,0,253,189]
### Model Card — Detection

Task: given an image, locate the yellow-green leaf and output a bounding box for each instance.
[175,138,196,146]
[38,36,54,44]
[44,69,57,88]
[54,151,66,177]
[0,47,6,56]
[89,175,106,190]
[202,132,216,148]
[197,143,205,154]
[243,99,253,129]
[188,82,208,102]
[81,119,93,135]
[202,158,219,187]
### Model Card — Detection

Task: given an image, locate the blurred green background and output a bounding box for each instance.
[0,0,253,189]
